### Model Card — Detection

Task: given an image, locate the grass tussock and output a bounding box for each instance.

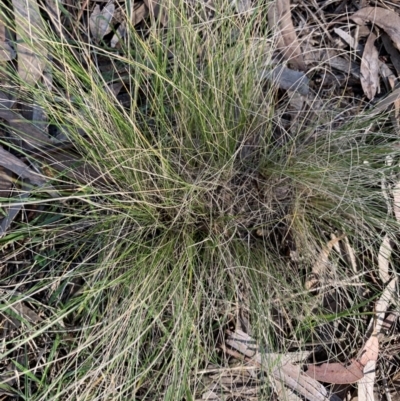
[0,1,399,400]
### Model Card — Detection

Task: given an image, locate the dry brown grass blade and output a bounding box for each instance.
[343,236,358,274]
[360,32,379,100]
[351,7,400,51]
[269,0,306,71]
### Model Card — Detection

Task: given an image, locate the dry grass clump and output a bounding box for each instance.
[0,1,399,400]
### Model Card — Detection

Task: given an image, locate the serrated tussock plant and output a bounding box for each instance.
[0,1,399,399]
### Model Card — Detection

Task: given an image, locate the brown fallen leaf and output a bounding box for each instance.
[12,0,47,86]
[1,300,43,329]
[45,0,64,38]
[111,24,126,48]
[0,184,29,238]
[144,0,168,26]
[235,0,252,13]
[304,277,392,386]
[0,167,16,237]
[37,147,110,186]
[201,390,220,400]
[0,146,47,187]
[305,360,364,384]
[258,65,309,95]
[360,32,380,100]
[378,235,391,284]
[358,334,379,368]
[373,86,400,114]
[381,34,400,76]
[226,330,341,401]
[0,18,15,61]
[373,277,397,334]
[333,28,358,51]
[379,62,400,119]
[132,2,149,25]
[0,101,54,147]
[357,276,397,401]
[268,4,286,55]
[379,62,396,90]
[351,7,400,51]
[301,44,360,78]
[0,167,13,198]
[269,0,306,71]
[0,146,60,210]
[357,360,376,401]
[89,1,115,43]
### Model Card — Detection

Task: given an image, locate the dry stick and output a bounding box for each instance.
[275,0,307,71]
[77,0,90,22]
